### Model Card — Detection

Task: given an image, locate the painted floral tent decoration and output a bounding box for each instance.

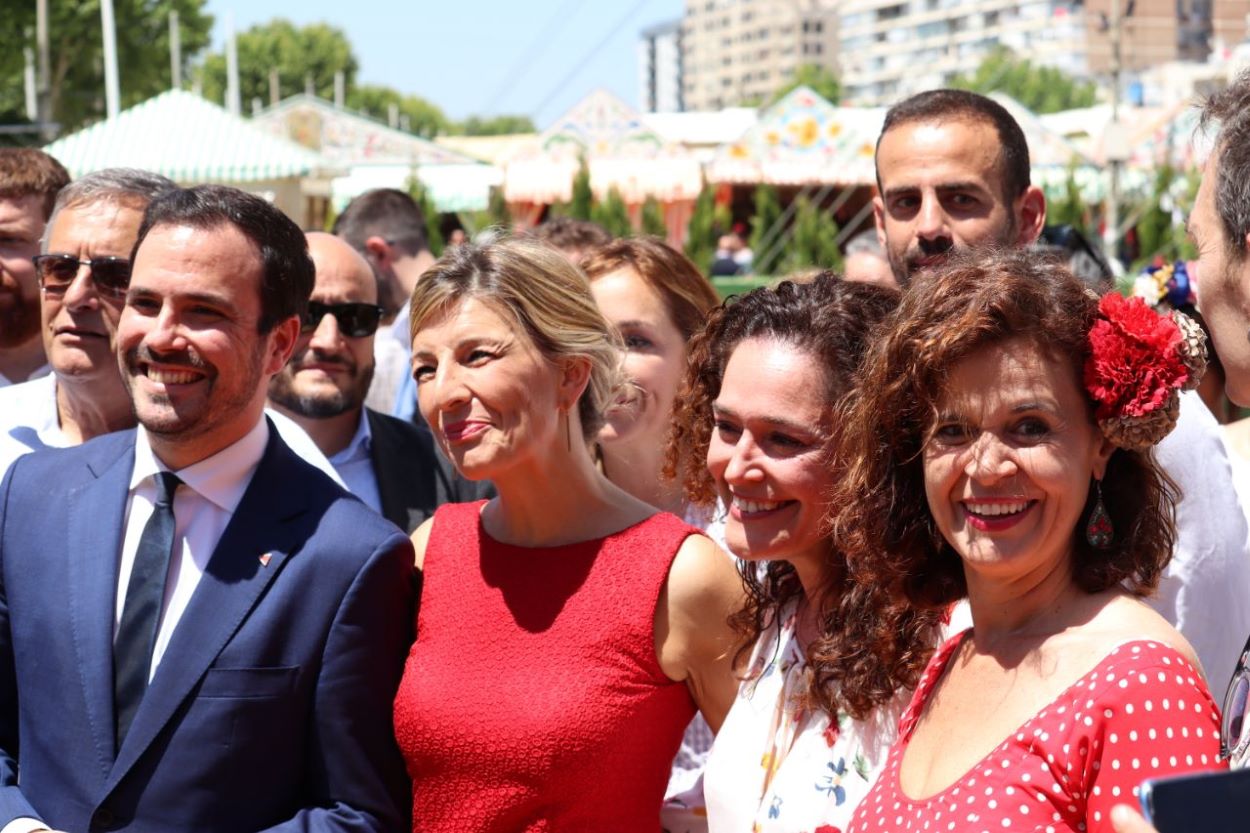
[706,85,885,186]
[252,95,502,213]
[502,89,702,207]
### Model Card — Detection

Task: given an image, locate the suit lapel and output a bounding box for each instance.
[106,428,311,786]
[66,434,136,776]
[368,409,439,533]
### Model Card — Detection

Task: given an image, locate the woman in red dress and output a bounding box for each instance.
[392,236,742,832]
[833,249,1225,833]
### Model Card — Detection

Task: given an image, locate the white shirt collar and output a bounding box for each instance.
[130,416,270,514]
[327,409,373,467]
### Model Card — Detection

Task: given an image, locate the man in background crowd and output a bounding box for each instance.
[529,215,612,263]
[0,148,69,387]
[268,232,486,533]
[842,229,897,288]
[0,169,174,474]
[333,188,436,420]
[873,88,1250,690]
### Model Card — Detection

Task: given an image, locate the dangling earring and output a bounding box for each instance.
[563,408,572,453]
[1086,479,1114,549]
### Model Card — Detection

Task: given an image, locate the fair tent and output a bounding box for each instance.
[252,95,502,213]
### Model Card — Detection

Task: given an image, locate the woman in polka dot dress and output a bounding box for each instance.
[829,251,1225,833]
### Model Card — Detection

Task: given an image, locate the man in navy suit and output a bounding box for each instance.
[0,185,414,833]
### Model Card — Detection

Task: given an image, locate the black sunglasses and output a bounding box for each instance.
[1221,633,1250,767]
[31,254,131,300]
[301,301,385,337]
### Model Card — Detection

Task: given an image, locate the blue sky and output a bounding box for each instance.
[203,0,683,127]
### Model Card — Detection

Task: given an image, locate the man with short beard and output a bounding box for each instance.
[874,88,1250,695]
[269,232,485,532]
[0,148,69,387]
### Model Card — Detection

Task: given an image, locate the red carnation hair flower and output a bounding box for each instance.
[1084,293,1188,421]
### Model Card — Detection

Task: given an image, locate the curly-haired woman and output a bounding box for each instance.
[834,250,1224,833]
[666,273,944,832]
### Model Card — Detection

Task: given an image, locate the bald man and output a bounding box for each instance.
[269,232,487,532]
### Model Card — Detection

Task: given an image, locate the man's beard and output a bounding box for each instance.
[889,216,1018,286]
[269,353,375,419]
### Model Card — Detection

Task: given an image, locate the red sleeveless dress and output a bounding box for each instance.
[393,501,699,832]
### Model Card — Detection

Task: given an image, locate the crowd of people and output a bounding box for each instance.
[0,70,1248,833]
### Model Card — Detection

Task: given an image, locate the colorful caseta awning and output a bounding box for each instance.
[504,89,702,205]
[706,86,884,187]
[45,89,329,183]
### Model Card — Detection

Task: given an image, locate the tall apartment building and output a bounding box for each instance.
[837,0,1250,106]
[837,0,1089,105]
[640,19,685,112]
[681,0,842,111]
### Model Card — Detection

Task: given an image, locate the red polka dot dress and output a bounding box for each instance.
[849,632,1225,833]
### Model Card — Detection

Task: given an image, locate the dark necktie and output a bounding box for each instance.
[114,470,182,750]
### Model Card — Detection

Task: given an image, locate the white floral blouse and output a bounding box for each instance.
[703,601,907,833]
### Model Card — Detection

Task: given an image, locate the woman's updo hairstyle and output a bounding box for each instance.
[409,235,625,440]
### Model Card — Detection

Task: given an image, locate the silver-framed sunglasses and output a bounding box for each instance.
[1221,633,1250,768]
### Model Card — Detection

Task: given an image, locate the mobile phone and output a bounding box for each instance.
[1139,768,1250,832]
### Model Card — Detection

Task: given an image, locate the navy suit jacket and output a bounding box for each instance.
[0,424,415,833]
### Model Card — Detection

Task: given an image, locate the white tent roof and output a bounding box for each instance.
[46,90,329,183]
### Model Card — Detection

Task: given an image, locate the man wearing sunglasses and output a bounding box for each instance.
[268,232,485,532]
[0,169,175,475]
[0,148,69,389]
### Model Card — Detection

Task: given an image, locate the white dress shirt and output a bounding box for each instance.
[119,419,269,678]
[327,411,382,514]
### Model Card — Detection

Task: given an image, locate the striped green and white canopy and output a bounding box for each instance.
[45,90,328,183]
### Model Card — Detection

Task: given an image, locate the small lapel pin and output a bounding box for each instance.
[259,553,273,567]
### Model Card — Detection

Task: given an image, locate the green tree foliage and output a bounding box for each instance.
[448,114,536,136]
[769,63,841,105]
[569,160,593,221]
[0,0,214,134]
[641,197,668,238]
[347,84,447,138]
[781,198,841,274]
[950,46,1097,114]
[591,187,633,239]
[749,185,783,275]
[201,19,356,110]
[685,187,732,275]
[1132,166,1199,268]
[406,173,445,256]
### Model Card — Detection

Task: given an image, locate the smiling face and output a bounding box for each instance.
[0,194,46,350]
[412,297,565,480]
[707,337,835,572]
[118,222,297,467]
[874,119,1040,285]
[41,201,144,381]
[922,339,1114,586]
[268,233,376,418]
[589,267,688,449]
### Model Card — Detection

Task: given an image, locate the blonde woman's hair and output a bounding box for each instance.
[409,234,625,440]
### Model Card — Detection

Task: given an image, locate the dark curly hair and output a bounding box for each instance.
[830,248,1180,611]
[664,273,943,720]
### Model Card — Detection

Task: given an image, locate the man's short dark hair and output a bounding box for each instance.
[0,148,71,220]
[877,89,1031,205]
[332,188,429,257]
[132,185,314,333]
[529,216,612,253]
[1201,71,1250,261]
